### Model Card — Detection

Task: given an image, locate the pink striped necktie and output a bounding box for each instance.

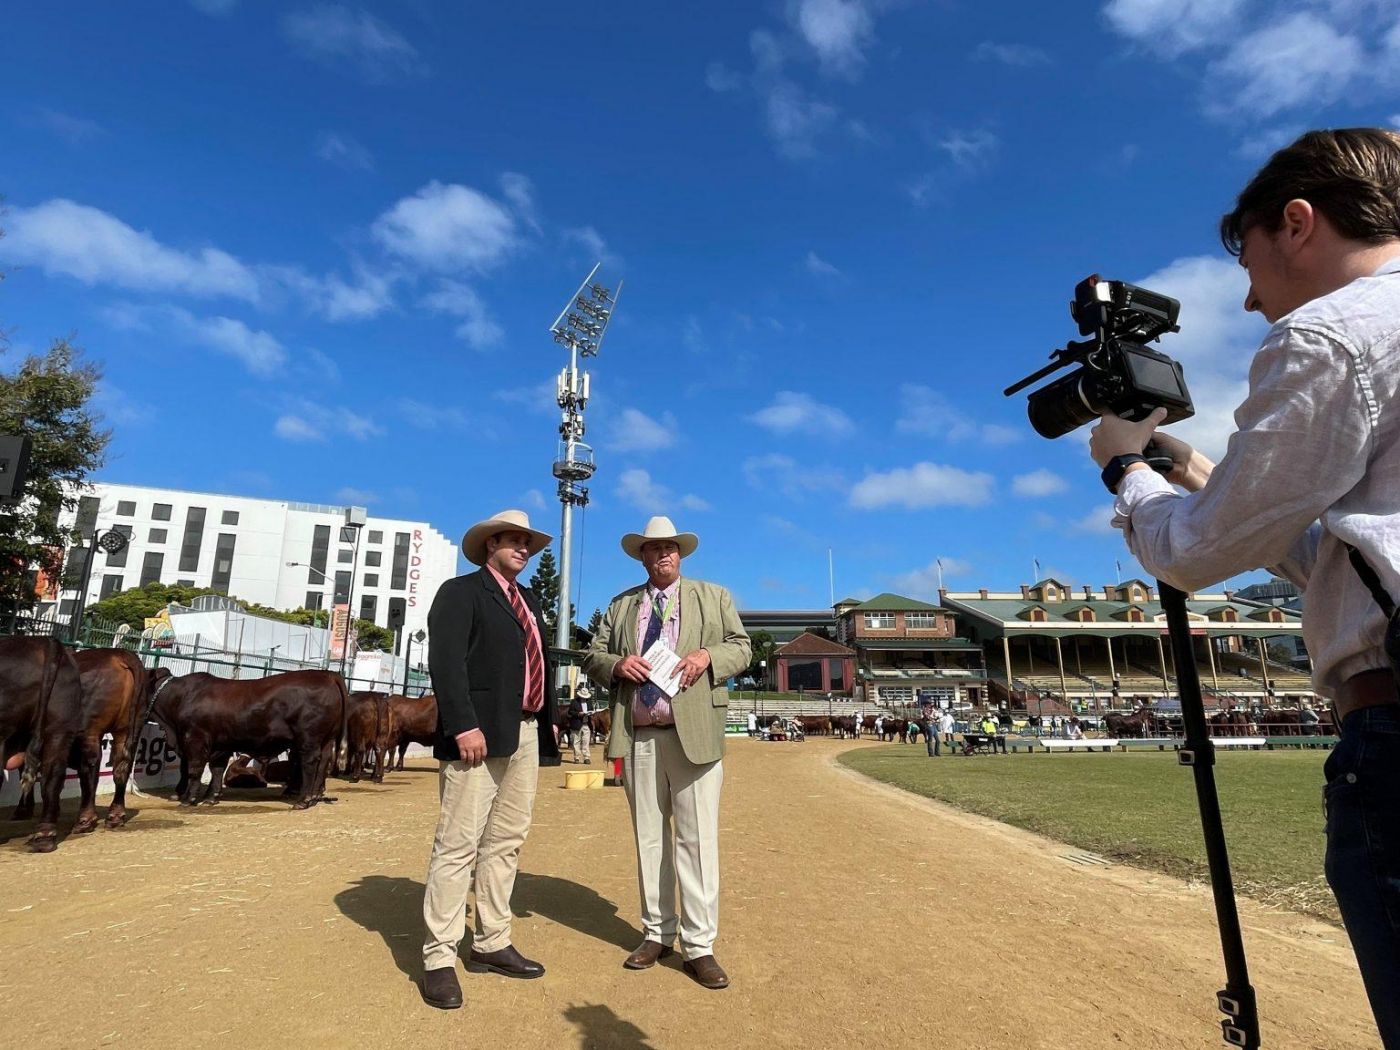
[508,584,545,713]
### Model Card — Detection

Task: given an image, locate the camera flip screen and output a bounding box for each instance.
[1123,348,1187,401]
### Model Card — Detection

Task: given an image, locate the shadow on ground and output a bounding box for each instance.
[512,871,640,952]
[562,1004,657,1050]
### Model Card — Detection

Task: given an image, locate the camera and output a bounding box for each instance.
[1005,275,1195,441]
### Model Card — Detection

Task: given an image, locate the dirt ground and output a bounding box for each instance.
[0,736,1378,1050]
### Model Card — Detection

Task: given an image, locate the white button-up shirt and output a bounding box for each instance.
[1112,256,1400,697]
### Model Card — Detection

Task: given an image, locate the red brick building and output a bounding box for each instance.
[771,632,856,694]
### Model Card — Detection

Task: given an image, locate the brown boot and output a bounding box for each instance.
[421,966,462,1009]
[624,939,674,970]
[682,955,729,990]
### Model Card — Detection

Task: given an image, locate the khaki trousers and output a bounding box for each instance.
[422,719,539,969]
[572,724,592,764]
[623,726,723,961]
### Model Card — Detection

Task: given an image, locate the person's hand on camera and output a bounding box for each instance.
[1089,407,1169,468]
[1148,428,1216,492]
[455,728,487,767]
[615,654,652,683]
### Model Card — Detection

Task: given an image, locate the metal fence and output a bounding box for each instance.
[0,608,431,696]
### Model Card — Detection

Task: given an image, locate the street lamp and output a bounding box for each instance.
[403,627,426,696]
[70,526,129,642]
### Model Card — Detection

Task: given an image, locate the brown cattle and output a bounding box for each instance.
[69,648,151,831]
[150,669,347,808]
[590,708,611,741]
[0,636,85,852]
[387,692,437,770]
[343,691,393,783]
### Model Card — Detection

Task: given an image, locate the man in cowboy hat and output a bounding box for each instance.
[582,515,751,990]
[419,508,562,1010]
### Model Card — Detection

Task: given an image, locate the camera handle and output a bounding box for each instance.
[1142,439,1175,475]
[1160,581,1262,1048]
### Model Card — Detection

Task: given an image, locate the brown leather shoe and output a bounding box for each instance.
[623,939,675,970]
[466,944,545,979]
[421,966,463,1009]
[682,954,730,989]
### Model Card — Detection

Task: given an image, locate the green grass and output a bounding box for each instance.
[841,745,1336,922]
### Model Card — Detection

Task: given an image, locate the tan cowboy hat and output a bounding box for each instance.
[621,515,699,561]
[461,508,552,566]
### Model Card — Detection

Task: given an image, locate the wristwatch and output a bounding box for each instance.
[1101,453,1148,494]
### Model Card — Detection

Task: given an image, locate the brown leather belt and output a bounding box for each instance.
[1334,668,1400,723]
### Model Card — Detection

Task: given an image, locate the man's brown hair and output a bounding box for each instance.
[1220,128,1400,255]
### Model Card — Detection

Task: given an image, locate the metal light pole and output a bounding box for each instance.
[69,527,129,642]
[548,264,622,664]
[339,507,366,684]
[403,627,426,696]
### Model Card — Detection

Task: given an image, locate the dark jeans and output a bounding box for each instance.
[927,734,940,757]
[1325,705,1400,1048]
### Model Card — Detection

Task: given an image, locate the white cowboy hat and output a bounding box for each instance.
[620,515,699,561]
[460,508,552,566]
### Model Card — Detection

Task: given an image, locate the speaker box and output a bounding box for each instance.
[0,435,32,501]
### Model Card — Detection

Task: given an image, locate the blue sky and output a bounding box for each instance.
[3,1,1399,618]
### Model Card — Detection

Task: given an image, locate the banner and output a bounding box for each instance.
[143,608,176,649]
[330,603,350,660]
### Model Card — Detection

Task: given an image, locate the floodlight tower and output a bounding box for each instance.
[549,263,622,660]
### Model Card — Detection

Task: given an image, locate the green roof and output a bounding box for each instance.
[940,593,1301,636]
[850,592,941,612]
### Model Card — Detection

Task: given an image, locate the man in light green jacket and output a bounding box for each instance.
[583,516,751,990]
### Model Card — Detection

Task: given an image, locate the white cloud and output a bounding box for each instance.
[273,398,383,442]
[805,250,841,277]
[889,556,974,599]
[31,107,105,145]
[937,129,999,169]
[335,486,379,505]
[764,80,839,159]
[849,463,996,509]
[742,452,844,497]
[315,131,374,171]
[706,61,743,92]
[267,262,394,321]
[395,398,472,431]
[168,308,286,376]
[1012,469,1069,497]
[1104,0,1246,56]
[281,4,422,80]
[750,391,854,437]
[92,382,153,427]
[372,181,518,273]
[1126,255,1265,462]
[5,199,259,300]
[616,469,709,514]
[1069,506,1117,535]
[896,384,1022,446]
[522,488,547,511]
[499,172,539,233]
[1206,13,1363,119]
[1234,125,1303,160]
[607,408,678,452]
[971,42,1051,66]
[789,0,874,78]
[420,280,504,349]
[493,378,558,414]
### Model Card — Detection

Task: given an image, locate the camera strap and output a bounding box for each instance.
[1346,543,1397,619]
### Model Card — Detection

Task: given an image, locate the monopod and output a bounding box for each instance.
[1159,581,1261,1048]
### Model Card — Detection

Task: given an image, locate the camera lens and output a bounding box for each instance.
[1026,367,1102,438]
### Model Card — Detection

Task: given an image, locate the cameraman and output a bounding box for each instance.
[1089,128,1400,1046]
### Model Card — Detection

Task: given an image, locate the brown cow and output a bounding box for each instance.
[0,636,85,852]
[590,708,611,741]
[69,648,150,831]
[343,691,393,783]
[387,692,437,771]
[150,669,347,808]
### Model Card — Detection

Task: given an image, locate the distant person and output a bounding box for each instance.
[747,711,758,737]
[926,712,940,757]
[568,686,593,764]
[939,709,955,748]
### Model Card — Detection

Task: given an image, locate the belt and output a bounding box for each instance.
[1333,668,1400,723]
[521,710,540,722]
[636,722,675,731]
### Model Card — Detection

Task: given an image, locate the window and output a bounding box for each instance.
[221,510,239,526]
[364,573,379,588]
[178,507,206,573]
[359,595,377,622]
[152,503,172,521]
[116,500,136,517]
[149,528,167,543]
[368,530,383,545]
[140,551,164,587]
[177,579,195,587]
[863,613,896,630]
[339,526,359,544]
[100,575,123,598]
[59,598,76,616]
[305,591,324,611]
[905,612,939,629]
[105,524,133,568]
[1030,608,1048,622]
[391,531,410,589]
[309,524,330,584]
[337,549,353,564]
[365,551,382,567]
[387,596,406,629]
[211,533,236,593]
[334,570,351,605]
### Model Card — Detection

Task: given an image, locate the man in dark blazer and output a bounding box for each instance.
[420,508,561,1010]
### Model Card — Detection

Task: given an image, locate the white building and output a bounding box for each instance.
[52,482,459,651]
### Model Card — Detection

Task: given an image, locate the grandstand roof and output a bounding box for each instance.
[858,638,983,651]
[848,593,941,613]
[940,591,1302,637]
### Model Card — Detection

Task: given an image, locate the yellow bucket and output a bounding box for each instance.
[564,769,604,790]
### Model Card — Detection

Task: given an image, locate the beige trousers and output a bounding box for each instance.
[572,724,592,764]
[623,726,723,961]
[422,719,539,969]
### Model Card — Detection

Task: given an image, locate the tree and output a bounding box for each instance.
[529,548,561,632]
[747,630,775,684]
[0,339,110,618]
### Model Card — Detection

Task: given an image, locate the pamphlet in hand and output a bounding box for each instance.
[641,638,684,698]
